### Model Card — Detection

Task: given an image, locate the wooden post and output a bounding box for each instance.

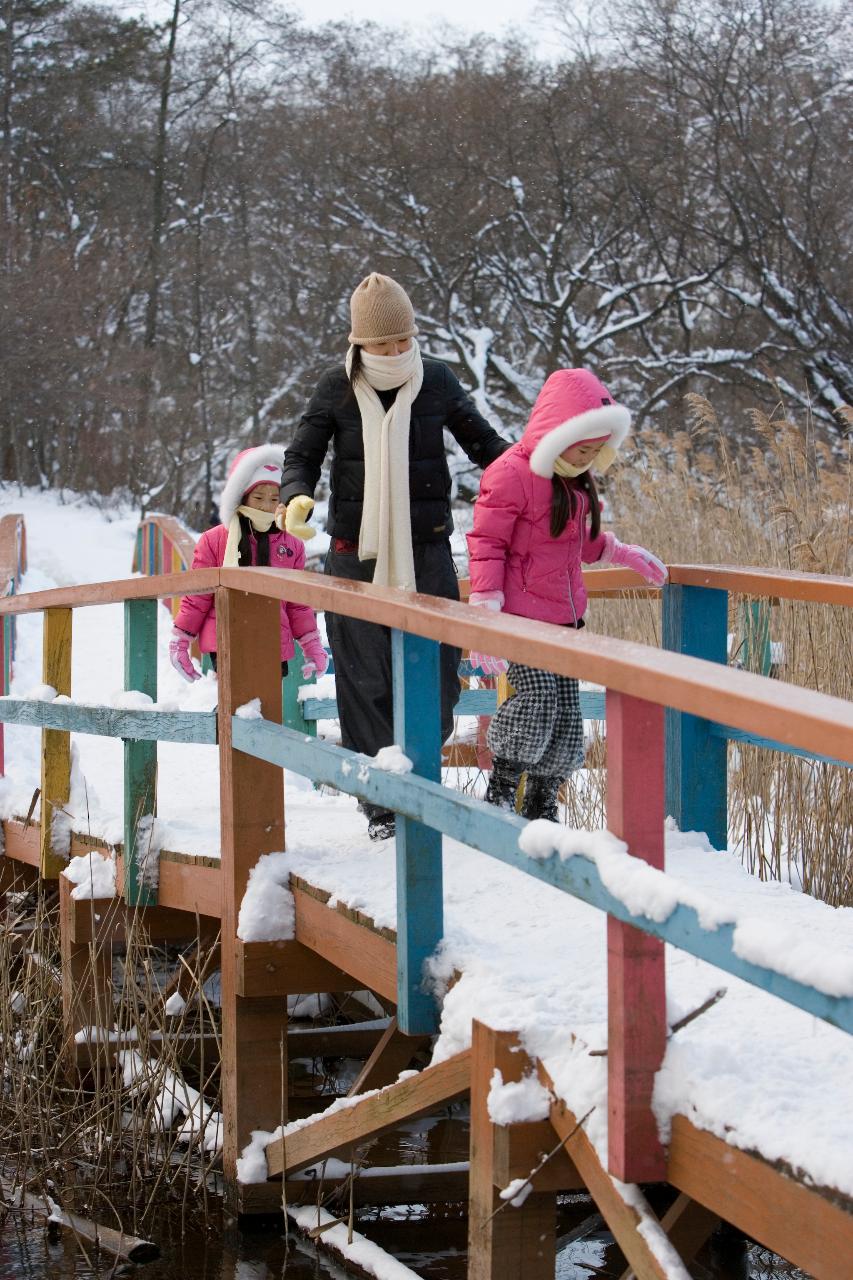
[468,1021,556,1280]
[663,583,728,849]
[606,691,667,1183]
[40,607,72,877]
[59,875,114,1069]
[391,628,443,1035]
[281,664,315,737]
[217,585,287,1208]
[124,599,158,906]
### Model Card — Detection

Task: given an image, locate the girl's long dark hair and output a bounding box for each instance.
[344,344,364,404]
[550,471,601,540]
[237,513,270,567]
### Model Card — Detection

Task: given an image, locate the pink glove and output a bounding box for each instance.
[602,534,668,586]
[468,591,508,675]
[298,629,329,680]
[169,627,201,682]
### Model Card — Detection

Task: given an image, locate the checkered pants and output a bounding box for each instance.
[486,662,584,775]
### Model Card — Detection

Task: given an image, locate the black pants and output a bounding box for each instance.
[324,541,461,758]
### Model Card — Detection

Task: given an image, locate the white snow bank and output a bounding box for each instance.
[287,1204,422,1279]
[63,850,116,900]
[487,1068,551,1125]
[237,851,295,941]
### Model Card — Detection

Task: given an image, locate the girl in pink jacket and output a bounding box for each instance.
[169,446,327,683]
[466,368,666,820]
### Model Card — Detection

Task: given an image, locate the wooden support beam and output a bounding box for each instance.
[345,1016,429,1096]
[283,1162,471,1207]
[0,858,39,894]
[265,1048,471,1178]
[59,876,113,1071]
[617,1193,719,1279]
[539,1062,690,1280]
[494,1119,582,1194]
[65,897,218,946]
[605,691,667,1182]
[217,584,288,1203]
[236,939,360,997]
[468,1023,558,1280]
[668,1114,853,1280]
[288,1020,390,1060]
[292,885,398,1003]
[40,607,72,877]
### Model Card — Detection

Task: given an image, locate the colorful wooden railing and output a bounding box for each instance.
[0,513,27,776]
[0,563,851,1195]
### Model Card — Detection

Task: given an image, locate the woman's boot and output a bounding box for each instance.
[484,757,524,811]
[521,774,563,822]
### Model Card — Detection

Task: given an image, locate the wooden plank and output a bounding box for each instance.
[539,1064,690,1280]
[0,569,220,616]
[345,1017,429,1096]
[468,1023,556,1280]
[59,875,113,1072]
[494,1120,583,1193]
[68,898,217,945]
[668,1114,853,1280]
[222,567,853,761]
[217,584,288,1202]
[288,1020,390,1060]
[284,1163,470,1207]
[391,629,443,1035]
[293,885,398,1003]
[0,858,39,893]
[239,723,853,1035]
[709,721,852,770]
[669,563,853,607]
[124,599,158,906]
[40,607,72,877]
[0,700,217,743]
[606,691,667,1183]
[236,939,361,997]
[663,584,728,849]
[3,819,41,866]
[266,1048,471,1179]
[154,855,221,917]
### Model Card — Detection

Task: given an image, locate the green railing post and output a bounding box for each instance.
[392,628,443,1035]
[663,583,729,850]
[282,663,316,737]
[124,598,158,905]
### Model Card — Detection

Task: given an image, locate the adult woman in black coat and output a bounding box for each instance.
[280,273,509,839]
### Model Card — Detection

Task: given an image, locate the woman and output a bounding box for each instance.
[280,272,509,840]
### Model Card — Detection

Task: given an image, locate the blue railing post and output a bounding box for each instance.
[663,583,728,850]
[391,628,443,1035]
[124,598,159,905]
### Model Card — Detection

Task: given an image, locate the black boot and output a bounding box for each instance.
[485,757,524,811]
[521,775,563,822]
[363,803,396,841]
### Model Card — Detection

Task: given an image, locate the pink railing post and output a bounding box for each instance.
[605,690,667,1182]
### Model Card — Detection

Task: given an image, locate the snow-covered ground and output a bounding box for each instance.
[1,487,852,1206]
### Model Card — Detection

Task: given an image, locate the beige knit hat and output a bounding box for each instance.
[348,273,418,345]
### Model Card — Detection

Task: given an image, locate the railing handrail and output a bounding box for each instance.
[1,565,851,764]
[0,513,26,594]
[669,563,853,605]
[135,512,197,569]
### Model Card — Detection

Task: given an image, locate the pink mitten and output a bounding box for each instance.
[298,629,329,680]
[468,591,507,675]
[469,651,508,676]
[602,534,668,586]
[169,627,201,682]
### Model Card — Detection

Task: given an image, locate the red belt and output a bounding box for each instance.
[333,538,358,553]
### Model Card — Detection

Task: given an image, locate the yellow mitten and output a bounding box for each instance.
[283,495,316,541]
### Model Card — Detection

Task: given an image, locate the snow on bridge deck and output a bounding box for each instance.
[1,489,852,1216]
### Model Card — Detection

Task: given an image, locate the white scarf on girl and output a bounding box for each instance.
[346,341,424,592]
[223,505,276,568]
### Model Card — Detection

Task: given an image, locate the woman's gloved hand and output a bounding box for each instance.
[169,627,201,682]
[281,495,316,541]
[602,534,668,586]
[468,590,508,675]
[298,629,329,680]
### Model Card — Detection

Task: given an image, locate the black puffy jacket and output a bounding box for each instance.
[281,357,509,544]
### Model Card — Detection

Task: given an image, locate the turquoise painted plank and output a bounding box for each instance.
[391,628,443,1036]
[663,584,728,849]
[298,688,607,723]
[124,599,159,907]
[282,664,316,737]
[0,700,217,743]
[709,722,851,770]
[231,715,853,1036]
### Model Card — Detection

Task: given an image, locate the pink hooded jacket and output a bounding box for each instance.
[174,524,317,659]
[467,369,631,626]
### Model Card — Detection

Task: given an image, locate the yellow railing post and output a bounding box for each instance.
[40,606,72,877]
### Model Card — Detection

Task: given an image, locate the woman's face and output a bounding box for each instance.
[362,337,412,357]
[561,440,606,467]
[243,483,279,513]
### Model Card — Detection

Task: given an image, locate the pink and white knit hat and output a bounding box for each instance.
[218,446,283,526]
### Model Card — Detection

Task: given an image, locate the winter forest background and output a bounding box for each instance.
[1,0,851,524]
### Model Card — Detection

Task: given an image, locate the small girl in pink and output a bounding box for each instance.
[466,368,666,820]
[169,446,327,683]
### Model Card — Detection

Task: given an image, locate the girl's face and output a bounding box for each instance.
[362,337,412,356]
[243,483,279,513]
[561,440,606,467]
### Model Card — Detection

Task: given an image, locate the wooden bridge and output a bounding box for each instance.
[0,508,851,1279]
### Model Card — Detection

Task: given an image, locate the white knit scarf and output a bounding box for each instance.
[346,342,424,591]
[223,505,276,568]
